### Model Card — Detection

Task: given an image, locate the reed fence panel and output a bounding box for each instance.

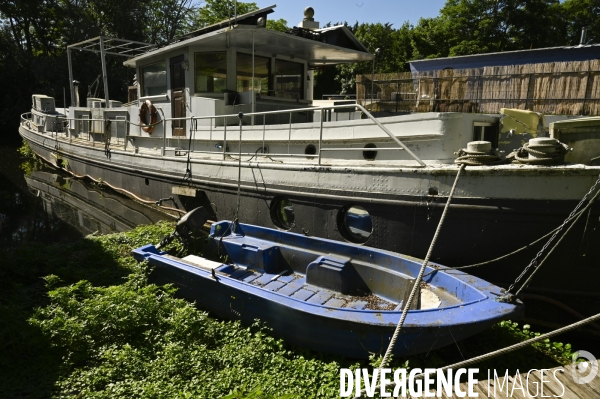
[356,59,600,115]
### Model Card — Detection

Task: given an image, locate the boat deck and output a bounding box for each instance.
[177,255,455,311]
[243,269,398,311]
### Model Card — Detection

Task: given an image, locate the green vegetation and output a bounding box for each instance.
[499,321,575,365]
[0,218,578,398]
[18,140,44,175]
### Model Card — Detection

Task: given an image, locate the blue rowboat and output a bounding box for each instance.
[132,220,523,358]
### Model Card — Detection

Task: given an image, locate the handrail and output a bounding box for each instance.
[21,104,426,167]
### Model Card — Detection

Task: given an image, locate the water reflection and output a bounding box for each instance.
[0,145,172,247]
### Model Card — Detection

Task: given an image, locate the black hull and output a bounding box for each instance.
[23,135,600,296]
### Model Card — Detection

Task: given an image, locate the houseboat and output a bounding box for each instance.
[19,5,600,295]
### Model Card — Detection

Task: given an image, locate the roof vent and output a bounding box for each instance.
[580,27,588,46]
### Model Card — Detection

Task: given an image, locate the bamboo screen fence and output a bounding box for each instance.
[356,59,600,115]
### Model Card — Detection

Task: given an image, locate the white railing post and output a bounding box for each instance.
[288,113,292,154]
[262,117,266,153]
[223,118,227,160]
[318,109,324,165]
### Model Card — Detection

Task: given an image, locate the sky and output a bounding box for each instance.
[255,1,449,27]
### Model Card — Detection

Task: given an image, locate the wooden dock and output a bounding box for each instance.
[452,364,600,399]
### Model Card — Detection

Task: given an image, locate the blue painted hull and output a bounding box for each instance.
[133,222,523,358]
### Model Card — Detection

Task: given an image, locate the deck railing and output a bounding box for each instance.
[21,103,426,167]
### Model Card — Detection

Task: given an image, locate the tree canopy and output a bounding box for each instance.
[323,0,597,96]
[189,0,258,29]
[1,0,598,138]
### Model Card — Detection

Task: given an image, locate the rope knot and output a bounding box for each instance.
[454,141,504,166]
[506,138,570,165]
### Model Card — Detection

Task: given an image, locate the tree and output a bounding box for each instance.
[267,18,289,33]
[145,0,196,44]
[333,21,415,95]
[190,0,258,29]
[413,0,567,58]
[561,0,600,45]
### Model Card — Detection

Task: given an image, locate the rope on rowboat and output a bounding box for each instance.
[355,312,600,397]
[376,164,466,375]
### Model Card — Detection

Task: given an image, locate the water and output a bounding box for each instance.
[0,144,172,247]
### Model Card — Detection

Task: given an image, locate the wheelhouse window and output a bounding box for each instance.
[195,52,227,93]
[236,53,270,95]
[140,61,167,97]
[473,122,498,148]
[274,59,304,99]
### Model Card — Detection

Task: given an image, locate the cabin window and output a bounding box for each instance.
[194,52,227,93]
[473,122,498,148]
[236,53,270,95]
[274,59,304,99]
[140,61,167,97]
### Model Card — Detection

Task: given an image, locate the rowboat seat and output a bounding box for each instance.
[306,254,369,296]
[219,235,282,274]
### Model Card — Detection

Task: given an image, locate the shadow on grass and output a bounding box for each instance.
[0,223,171,398]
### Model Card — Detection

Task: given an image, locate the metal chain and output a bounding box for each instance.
[422,200,593,278]
[182,117,195,183]
[104,119,112,158]
[500,173,600,301]
[515,185,600,296]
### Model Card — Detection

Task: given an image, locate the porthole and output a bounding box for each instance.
[270,196,295,230]
[259,145,269,154]
[145,178,150,186]
[363,143,377,161]
[337,205,373,244]
[305,144,317,158]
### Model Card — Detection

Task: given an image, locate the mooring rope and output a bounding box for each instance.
[454,148,504,166]
[377,164,466,375]
[506,140,570,165]
[358,312,600,397]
